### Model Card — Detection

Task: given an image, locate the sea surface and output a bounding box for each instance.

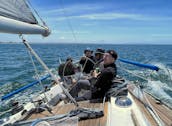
[0,43,172,118]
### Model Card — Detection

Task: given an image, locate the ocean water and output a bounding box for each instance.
[0,43,172,118]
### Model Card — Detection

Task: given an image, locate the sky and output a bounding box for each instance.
[1,0,172,44]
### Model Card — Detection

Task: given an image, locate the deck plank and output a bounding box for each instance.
[128,84,172,126]
[28,101,108,126]
[145,94,172,126]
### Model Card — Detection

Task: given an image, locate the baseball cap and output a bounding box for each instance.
[106,50,118,60]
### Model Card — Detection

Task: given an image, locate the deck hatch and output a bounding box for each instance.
[115,96,132,107]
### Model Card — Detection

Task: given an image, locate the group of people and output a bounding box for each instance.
[58,48,118,101]
[79,48,105,73]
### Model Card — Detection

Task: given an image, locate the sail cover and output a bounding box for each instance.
[0,0,38,24]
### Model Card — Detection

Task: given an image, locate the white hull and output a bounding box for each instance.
[107,93,149,126]
[2,84,63,126]
[1,83,172,126]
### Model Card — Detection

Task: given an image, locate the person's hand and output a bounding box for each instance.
[72,78,77,84]
[92,70,100,78]
[81,56,86,60]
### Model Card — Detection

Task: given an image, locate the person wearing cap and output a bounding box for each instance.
[94,48,105,63]
[94,48,105,72]
[91,50,117,99]
[79,48,95,74]
[69,49,118,101]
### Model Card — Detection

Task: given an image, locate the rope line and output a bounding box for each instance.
[27,0,47,26]
[59,0,78,43]
[27,47,50,104]
[117,63,172,92]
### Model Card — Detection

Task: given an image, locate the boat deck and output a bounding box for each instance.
[128,84,172,126]
[27,84,172,126]
[145,93,172,126]
[28,101,108,126]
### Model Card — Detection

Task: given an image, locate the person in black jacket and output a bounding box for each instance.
[79,48,95,74]
[70,50,118,101]
[94,48,105,63]
[94,48,105,72]
[58,57,75,77]
[91,50,117,99]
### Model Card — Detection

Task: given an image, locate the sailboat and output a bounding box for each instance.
[0,0,172,126]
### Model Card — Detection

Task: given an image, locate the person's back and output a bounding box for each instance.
[58,57,75,77]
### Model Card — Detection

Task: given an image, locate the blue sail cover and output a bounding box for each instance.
[119,58,159,71]
[0,0,37,24]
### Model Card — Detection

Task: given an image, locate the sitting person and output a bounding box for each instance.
[94,48,105,63]
[94,48,105,72]
[69,50,118,101]
[58,57,75,77]
[79,48,95,74]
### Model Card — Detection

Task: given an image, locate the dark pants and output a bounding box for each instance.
[69,80,92,101]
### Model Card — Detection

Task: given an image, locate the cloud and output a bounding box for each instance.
[42,3,172,22]
[151,34,172,37]
[51,11,172,22]
[81,23,97,26]
[43,4,104,15]
[53,12,150,21]
[59,36,65,40]
[52,30,89,34]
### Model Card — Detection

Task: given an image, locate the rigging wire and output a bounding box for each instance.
[19,35,51,109]
[118,62,168,125]
[19,35,79,107]
[142,89,164,126]
[27,46,50,104]
[117,61,172,92]
[59,0,78,43]
[0,108,13,117]
[26,0,47,26]
[118,63,164,125]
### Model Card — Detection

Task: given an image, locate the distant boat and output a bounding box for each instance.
[0,0,172,126]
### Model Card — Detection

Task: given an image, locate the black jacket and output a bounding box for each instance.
[91,63,117,99]
[58,62,75,76]
[79,56,95,74]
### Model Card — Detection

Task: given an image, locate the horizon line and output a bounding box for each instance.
[0,41,172,45]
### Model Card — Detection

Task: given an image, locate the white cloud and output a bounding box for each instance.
[41,2,172,22]
[55,12,169,21]
[52,30,89,34]
[43,4,104,15]
[59,36,65,40]
[81,23,97,26]
[151,34,172,37]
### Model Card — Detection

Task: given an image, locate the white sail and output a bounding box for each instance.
[0,0,50,36]
[0,0,37,24]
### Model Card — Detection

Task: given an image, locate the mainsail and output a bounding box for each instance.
[0,0,37,24]
[0,0,50,36]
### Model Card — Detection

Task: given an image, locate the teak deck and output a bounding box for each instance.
[27,85,172,126]
[128,84,172,126]
[28,101,108,126]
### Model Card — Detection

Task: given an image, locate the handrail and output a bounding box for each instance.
[1,74,50,101]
